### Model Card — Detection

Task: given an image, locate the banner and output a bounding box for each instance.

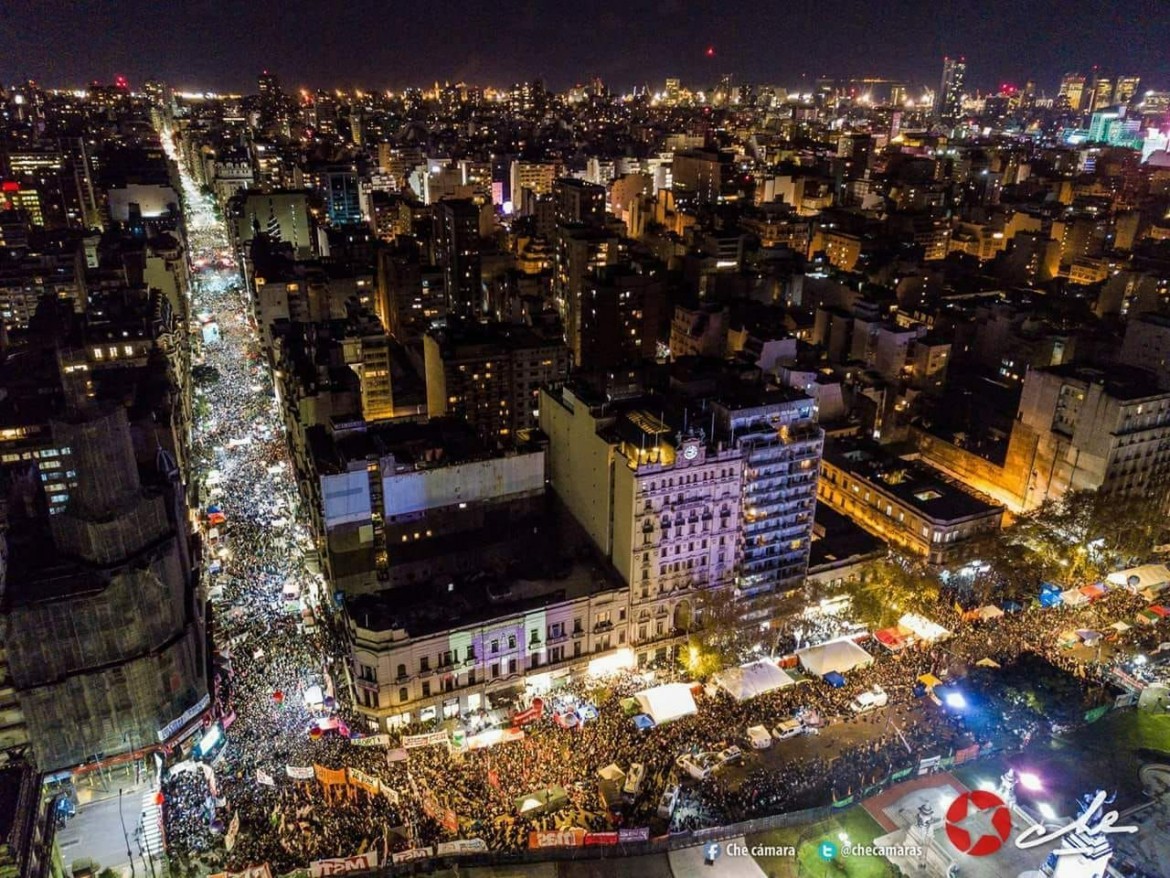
[158,692,212,742]
[286,766,315,781]
[309,852,379,876]
[380,784,399,806]
[351,734,391,747]
[391,848,432,864]
[890,767,914,781]
[386,748,408,763]
[435,839,488,856]
[314,765,347,786]
[442,808,459,833]
[528,828,586,849]
[585,831,619,846]
[917,755,942,775]
[225,811,241,853]
[1115,692,1138,709]
[832,795,854,808]
[210,867,271,878]
[347,768,381,796]
[953,745,980,766]
[402,730,449,749]
[421,789,440,819]
[257,769,276,786]
[618,827,650,843]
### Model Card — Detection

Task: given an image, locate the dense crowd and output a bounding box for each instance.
[158,136,1167,875]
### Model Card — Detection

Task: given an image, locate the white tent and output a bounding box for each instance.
[713,661,796,701]
[898,613,950,642]
[1061,589,1089,607]
[976,605,1004,620]
[796,638,873,676]
[1107,564,1170,593]
[634,683,698,725]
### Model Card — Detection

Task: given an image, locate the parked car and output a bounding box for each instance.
[717,745,744,765]
[747,725,772,749]
[850,685,889,713]
[657,783,680,819]
[623,762,646,796]
[773,718,805,740]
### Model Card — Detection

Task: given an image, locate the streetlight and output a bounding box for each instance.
[118,788,137,878]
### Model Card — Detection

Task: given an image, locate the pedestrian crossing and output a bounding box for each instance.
[140,790,165,857]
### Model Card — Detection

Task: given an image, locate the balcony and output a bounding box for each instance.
[593,620,614,633]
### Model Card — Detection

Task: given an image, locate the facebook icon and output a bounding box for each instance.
[704,842,722,864]
[819,840,839,861]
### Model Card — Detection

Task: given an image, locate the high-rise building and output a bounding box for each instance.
[1114,76,1141,105]
[424,321,568,445]
[314,165,362,225]
[936,56,966,121]
[1089,74,1114,112]
[579,263,666,372]
[540,386,744,661]
[552,178,606,226]
[1059,73,1087,112]
[713,387,824,597]
[1,405,207,770]
[433,198,482,317]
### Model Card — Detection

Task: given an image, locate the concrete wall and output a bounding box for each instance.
[382,452,544,517]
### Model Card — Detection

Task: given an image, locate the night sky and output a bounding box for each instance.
[3,0,1168,96]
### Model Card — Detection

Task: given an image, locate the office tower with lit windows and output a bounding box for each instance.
[1059,73,1087,111]
[936,56,966,121]
[1114,76,1140,105]
[553,178,606,226]
[433,198,482,317]
[1089,74,1114,112]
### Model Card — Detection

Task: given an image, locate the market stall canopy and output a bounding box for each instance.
[597,764,625,783]
[918,673,943,689]
[712,660,795,701]
[1061,589,1089,607]
[1080,583,1108,601]
[1108,564,1170,593]
[898,613,950,642]
[874,628,907,650]
[823,671,846,688]
[976,605,1004,620]
[634,682,698,725]
[797,638,874,676]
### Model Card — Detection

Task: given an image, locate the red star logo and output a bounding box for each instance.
[945,790,1012,856]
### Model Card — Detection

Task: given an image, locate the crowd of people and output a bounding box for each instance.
[158,138,1167,876]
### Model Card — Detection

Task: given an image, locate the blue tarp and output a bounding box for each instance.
[632,714,656,730]
[1039,584,1063,608]
[824,671,846,688]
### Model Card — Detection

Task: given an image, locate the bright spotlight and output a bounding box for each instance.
[944,692,967,709]
[1038,802,1057,821]
[1019,772,1043,791]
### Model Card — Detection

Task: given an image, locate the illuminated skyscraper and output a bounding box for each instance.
[1089,74,1114,112]
[1114,76,1141,105]
[1059,73,1087,111]
[936,56,965,122]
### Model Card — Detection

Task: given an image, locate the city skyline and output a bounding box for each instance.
[3,0,1169,95]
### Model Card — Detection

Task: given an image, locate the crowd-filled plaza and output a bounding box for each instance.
[155,130,1170,878]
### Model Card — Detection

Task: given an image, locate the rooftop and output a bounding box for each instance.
[348,560,621,639]
[823,439,1003,522]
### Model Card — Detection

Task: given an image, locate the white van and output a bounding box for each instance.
[773,718,805,740]
[747,725,772,749]
[850,685,889,713]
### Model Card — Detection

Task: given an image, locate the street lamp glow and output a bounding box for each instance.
[944,692,967,709]
[1038,802,1057,821]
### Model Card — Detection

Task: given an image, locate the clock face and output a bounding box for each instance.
[683,444,698,460]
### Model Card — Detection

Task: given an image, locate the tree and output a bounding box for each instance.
[844,554,940,628]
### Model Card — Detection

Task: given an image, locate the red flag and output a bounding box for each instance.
[487,770,500,789]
